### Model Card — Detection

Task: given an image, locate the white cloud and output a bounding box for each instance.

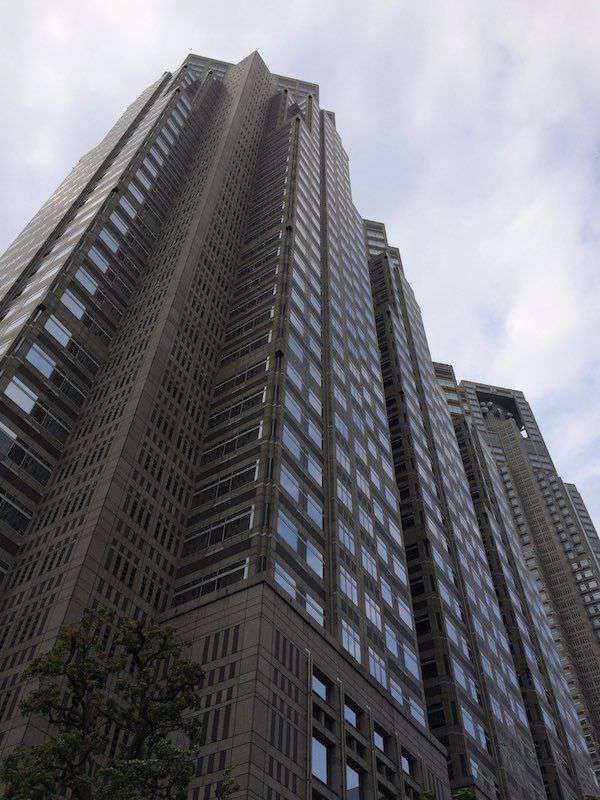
[0,0,598,520]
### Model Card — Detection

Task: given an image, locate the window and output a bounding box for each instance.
[119,195,137,219]
[369,647,387,686]
[274,562,296,597]
[26,344,55,378]
[0,490,32,533]
[403,644,420,678]
[401,749,415,776]
[337,480,353,510]
[346,763,362,798]
[312,670,329,701]
[277,510,323,578]
[365,594,382,629]
[373,725,386,752]
[61,290,85,319]
[385,624,399,657]
[75,267,98,295]
[99,227,119,253]
[380,577,393,606]
[376,536,388,562]
[280,463,323,529]
[340,566,358,604]
[361,547,377,578]
[341,619,361,661]
[312,735,329,785]
[392,554,407,585]
[338,518,355,554]
[344,699,358,727]
[45,315,71,345]
[5,377,37,413]
[88,245,109,273]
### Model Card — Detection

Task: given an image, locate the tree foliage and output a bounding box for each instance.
[0,608,238,800]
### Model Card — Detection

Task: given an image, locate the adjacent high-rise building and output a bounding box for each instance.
[434,364,596,797]
[0,51,596,800]
[457,379,600,783]
[365,224,597,800]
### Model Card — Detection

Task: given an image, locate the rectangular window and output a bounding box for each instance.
[365,594,382,629]
[276,509,323,578]
[369,647,387,686]
[341,619,361,661]
[5,377,37,412]
[339,566,358,605]
[75,267,98,295]
[26,344,55,378]
[346,763,362,799]
[337,518,355,554]
[99,228,119,253]
[88,245,109,273]
[45,315,71,346]
[361,547,377,579]
[311,736,329,785]
[61,290,85,319]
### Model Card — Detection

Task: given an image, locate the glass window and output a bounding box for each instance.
[338,518,355,554]
[312,671,328,701]
[385,624,399,657]
[274,562,295,597]
[346,763,362,798]
[403,644,420,679]
[369,647,387,686]
[75,267,98,295]
[361,547,377,578]
[340,566,358,605]
[128,182,144,203]
[373,726,386,752]
[277,510,323,578]
[341,619,361,661]
[61,290,85,319]
[26,344,55,378]
[88,245,109,273]
[99,228,119,253]
[45,315,71,346]
[311,736,329,784]
[5,377,37,413]
[365,594,382,629]
[337,480,353,510]
[344,700,358,727]
[397,595,414,628]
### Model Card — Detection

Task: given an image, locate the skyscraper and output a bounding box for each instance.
[0,51,597,800]
[458,379,600,783]
[0,53,448,800]
[365,224,596,799]
[434,364,596,798]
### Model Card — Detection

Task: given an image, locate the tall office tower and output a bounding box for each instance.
[0,53,450,800]
[434,363,597,799]
[365,221,597,800]
[458,380,600,784]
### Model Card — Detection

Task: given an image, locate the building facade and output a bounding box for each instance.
[0,51,597,800]
[434,364,595,799]
[365,227,596,800]
[0,53,449,800]
[458,379,600,784]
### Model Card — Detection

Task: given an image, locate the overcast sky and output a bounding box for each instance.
[1,1,599,523]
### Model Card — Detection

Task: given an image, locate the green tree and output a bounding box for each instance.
[0,608,238,800]
[452,790,476,800]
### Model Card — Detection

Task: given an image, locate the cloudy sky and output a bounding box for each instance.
[1,1,599,522]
